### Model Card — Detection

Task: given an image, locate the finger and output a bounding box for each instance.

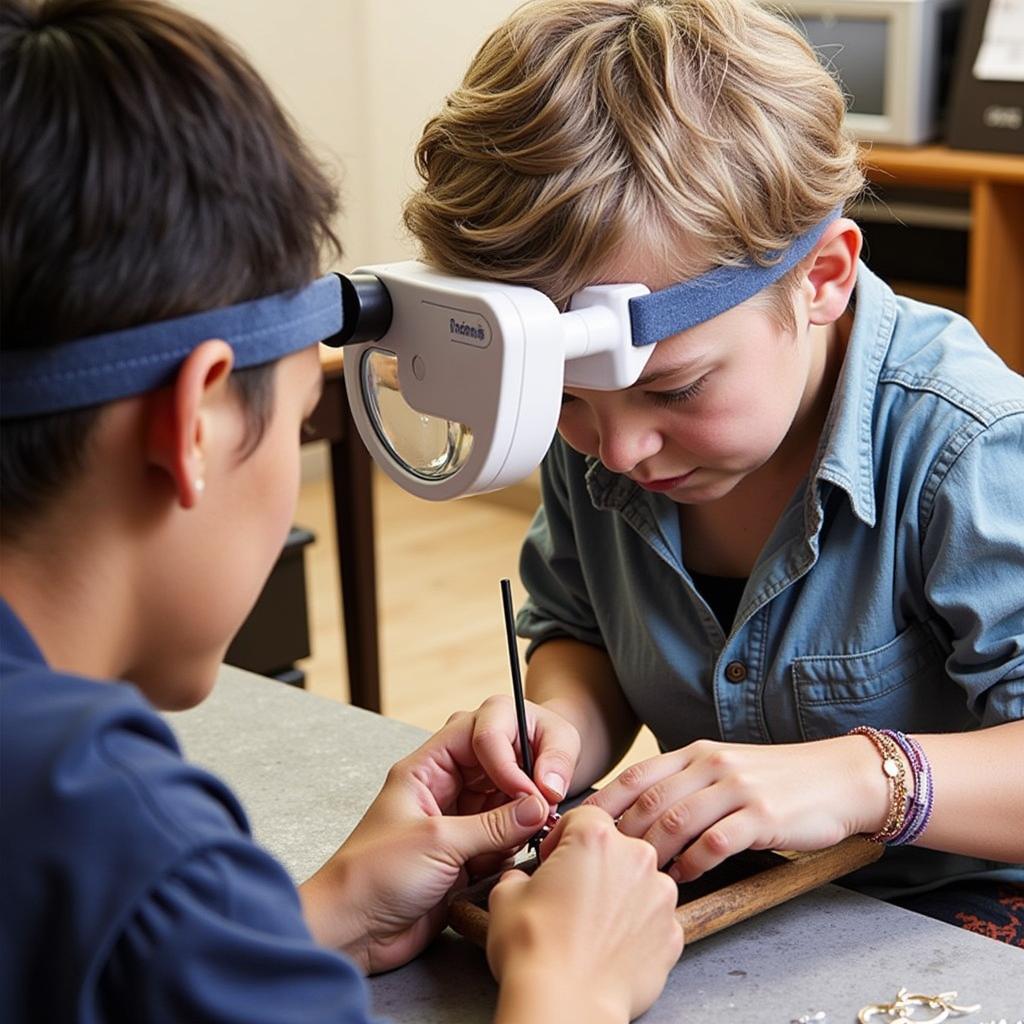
[456,790,520,856]
[530,715,581,803]
[537,808,569,860]
[471,697,539,799]
[442,794,549,864]
[456,788,516,823]
[538,803,616,860]
[407,705,532,807]
[487,866,531,911]
[461,767,498,794]
[615,767,711,841]
[582,751,690,820]
[668,809,756,883]
[464,850,517,881]
[391,715,493,811]
[634,780,738,866]
[482,789,516,812]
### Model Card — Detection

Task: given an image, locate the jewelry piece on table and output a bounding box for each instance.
[790,1011,827,1023]
[858,987,981,1024]
[857,1000,948,1024]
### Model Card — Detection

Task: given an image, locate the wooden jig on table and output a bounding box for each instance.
[449,835,883,950]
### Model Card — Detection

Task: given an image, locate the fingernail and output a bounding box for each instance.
[514,795,547,827]
[542,773,566,799]
[668,860,688,884]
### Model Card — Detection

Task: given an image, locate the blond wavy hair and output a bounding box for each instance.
[404,0,863,312]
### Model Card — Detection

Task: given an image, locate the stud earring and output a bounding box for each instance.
[194,477,205,495]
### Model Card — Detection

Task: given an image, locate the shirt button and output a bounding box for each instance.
[725,661,748,683]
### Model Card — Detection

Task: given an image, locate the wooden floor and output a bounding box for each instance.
[294,453,658,783]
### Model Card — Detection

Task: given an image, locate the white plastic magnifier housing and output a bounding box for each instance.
[332,260,651,501]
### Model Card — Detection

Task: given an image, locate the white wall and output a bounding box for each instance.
[178,1,523,268]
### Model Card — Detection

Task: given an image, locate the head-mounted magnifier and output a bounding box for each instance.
[1,209,838,501]
[335,207,839,499]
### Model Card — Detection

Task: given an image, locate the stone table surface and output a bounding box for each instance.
[168,666,1024,1023]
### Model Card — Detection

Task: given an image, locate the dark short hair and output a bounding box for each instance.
[0,0,341,538]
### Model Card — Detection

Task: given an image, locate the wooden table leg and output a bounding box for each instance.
[329,398,382,712]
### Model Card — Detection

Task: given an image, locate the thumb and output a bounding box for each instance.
[442,794,548,863]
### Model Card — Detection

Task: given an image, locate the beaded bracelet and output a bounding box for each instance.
[849,725,910,843]
[881,729,934,846]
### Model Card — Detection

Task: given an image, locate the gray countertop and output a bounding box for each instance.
[169,666,1023,1023]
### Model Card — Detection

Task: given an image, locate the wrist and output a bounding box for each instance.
[298,853,371,961]
[495,957,624,1024]
[844,730,912,838]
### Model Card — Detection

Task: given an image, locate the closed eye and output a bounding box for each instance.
[648,374,707,407]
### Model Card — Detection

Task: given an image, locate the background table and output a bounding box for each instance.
[170,667,1024,1023]
[232,350,381,705]
[303,349,381,712]
[861,144,1024,373]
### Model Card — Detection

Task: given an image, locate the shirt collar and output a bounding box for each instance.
[0,597,48,667]
[583,261,896,528]
[585,456,637,509]
[810,261,896,528]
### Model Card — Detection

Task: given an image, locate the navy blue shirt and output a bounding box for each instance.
[0,599,379,1023]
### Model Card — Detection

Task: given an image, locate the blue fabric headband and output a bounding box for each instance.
[1,274,343,419]
[1,211,840,419]
[628,207,842,347]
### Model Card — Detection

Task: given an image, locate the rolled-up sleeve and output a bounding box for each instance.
[921,409,1024,725]
[517,442,605,658]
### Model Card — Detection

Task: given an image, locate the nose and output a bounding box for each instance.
[595,409,662,476]
[559,391,664,475]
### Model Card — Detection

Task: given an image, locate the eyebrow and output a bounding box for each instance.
[633,358,705,388]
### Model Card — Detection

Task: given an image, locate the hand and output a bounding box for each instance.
[452,693,582,807]
[487,806,683,1023]
[585,736,890,882]
[299,713,554,974]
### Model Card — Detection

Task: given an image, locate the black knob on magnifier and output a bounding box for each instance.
[324,272,393,346]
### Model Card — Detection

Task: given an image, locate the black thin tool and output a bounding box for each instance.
[500,578,542,856]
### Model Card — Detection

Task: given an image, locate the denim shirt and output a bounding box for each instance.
[517,263,1024,898]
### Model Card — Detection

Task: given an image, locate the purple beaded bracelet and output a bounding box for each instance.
[880,729,934,846]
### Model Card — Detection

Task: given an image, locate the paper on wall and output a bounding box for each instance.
[973,0,1024,82]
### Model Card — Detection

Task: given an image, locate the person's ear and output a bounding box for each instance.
[804,218,862,326]
[145,340,235,509]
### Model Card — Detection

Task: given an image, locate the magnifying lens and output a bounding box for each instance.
[331,260,650,501]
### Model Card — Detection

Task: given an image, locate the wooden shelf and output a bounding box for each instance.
[862,144,1024,188]
[860,144,1024,373]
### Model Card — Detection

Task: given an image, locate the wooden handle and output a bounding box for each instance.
[448,899,492,949]
[674,836,882,944]
[448,836,883,952]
